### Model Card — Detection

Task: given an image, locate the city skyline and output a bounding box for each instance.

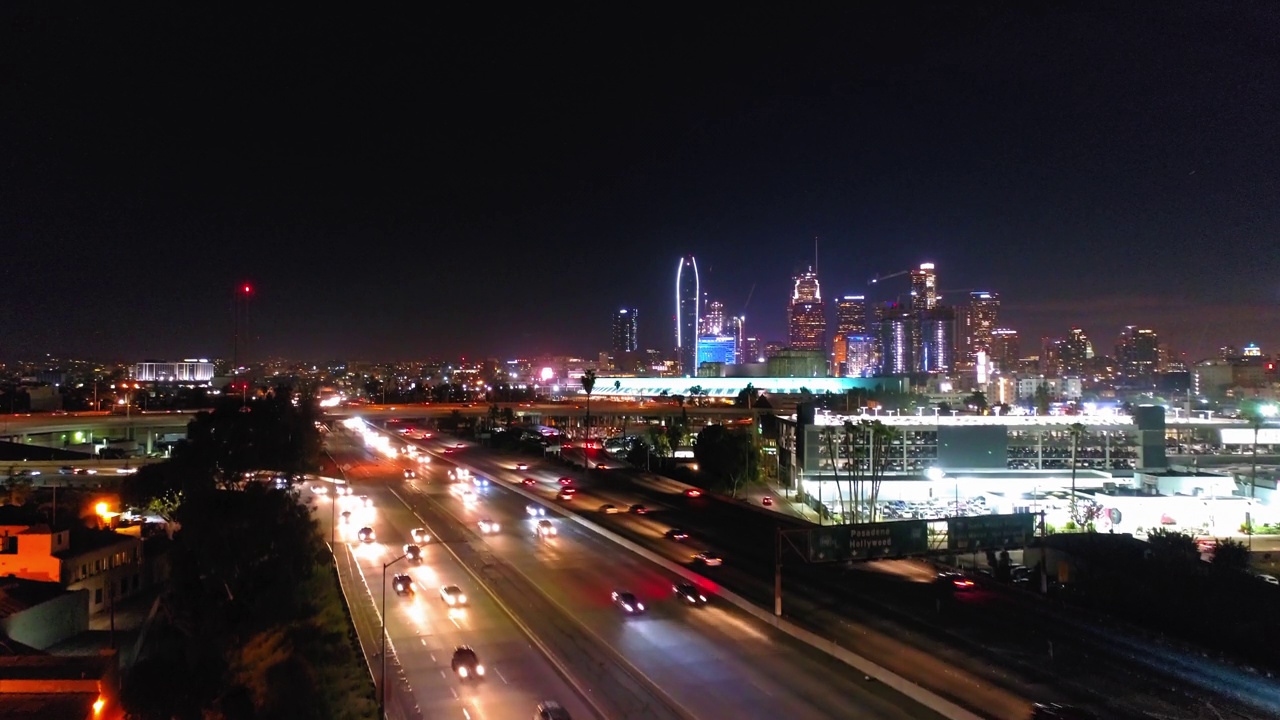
[2,4,1277,362]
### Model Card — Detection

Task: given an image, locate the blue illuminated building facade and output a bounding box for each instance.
[696,334,737,366]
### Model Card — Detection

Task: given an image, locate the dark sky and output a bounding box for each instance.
[2,2,1278,363]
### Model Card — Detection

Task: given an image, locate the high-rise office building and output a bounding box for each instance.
[989,329,1020,372]
[701,300,725,336]
[909,263,937,313]
[1117,326,1159,384]
[1060,327,1090,375]
[877,307,914,375]
[832,295,867,375]
[675,256,700,375]
[917,307,956,374]
[956,292,999,366]
[740,337,763,364]
[724,315,745,363]
[787,267,826,351]
[611,308,638,355]
[696,335,737,366]
[845,335,876,377]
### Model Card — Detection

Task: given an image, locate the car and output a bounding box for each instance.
[1257,574,1279,586]
[454,443,465,449]
[596,463,608,470]
[357,526,375,543]
[403,469,416,478]
[1030,703,1099,719]
[558,477,574,485]
[523,478,538,486]
[761,496,773,506]
[692,551,722,566]
[472,476,490,487]
[404,544,422,562]
[450,646,485,680]
[611,590,645,614]
[340,510,352,524]
[515,462,529,470]
[628,504,648,515]
[392,573,413,595]
[410,527,429,544]
[599,504,619,514]
[673,582,708,605]
[557,488,576,500]
[359,495,373,507]
[335,485,353,496]
[935,572,975,591]
[311,484,329,495]
[443,448,455,454]
[535,519,557,537]
[527,504,547,517]
[440,585,468,605]
[684,488,703,498]
[535,701,573,720]
[478,518,500,534]
[664,528,689,541]
[449,469,471,481]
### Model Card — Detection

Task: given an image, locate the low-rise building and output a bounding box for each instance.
[0,526,143,616]
[0,577,88,650]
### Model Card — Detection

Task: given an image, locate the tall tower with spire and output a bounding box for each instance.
[675,256,700,376]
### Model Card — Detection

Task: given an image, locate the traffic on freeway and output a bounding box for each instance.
[326,421,954,720]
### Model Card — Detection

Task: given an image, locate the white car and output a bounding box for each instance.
[359,495,373,508]
[357,527,375,543]
[440,585,468,606]
[311,484,329,495]
[693,551,723,567]
[527,504,547,517]
[1258,574,1279,586]
[410,528,430,544]
[599,504,619,515]
[478,519,500,534]
[515,462,529,470]
[535,519,557,538]
[335,485,353,496]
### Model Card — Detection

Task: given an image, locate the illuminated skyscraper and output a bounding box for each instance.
[787,267,827,351]
[917,307,956,373]
[1116,326,1159,384]
[611,308,638,355]
[1061,327,1090,375]
[909,263,937,313]
[675,256,700,376]
[832,295,867,374]
[989,329,1020,372]
[877,308,914,375]
[724,315,745,363]
[701,300,725,335]
[956,292,999,366]
[845,335,876,377]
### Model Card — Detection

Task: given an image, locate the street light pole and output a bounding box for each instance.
[380,552,407,720]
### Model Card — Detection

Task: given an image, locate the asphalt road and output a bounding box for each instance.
[332,427,949,720]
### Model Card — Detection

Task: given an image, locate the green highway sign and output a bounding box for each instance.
[808,520,928,562]
[947,513,1035,552]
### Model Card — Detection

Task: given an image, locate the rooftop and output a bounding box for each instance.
[0,692,101,720]
[53,528,136,559]
[0,577,71,618]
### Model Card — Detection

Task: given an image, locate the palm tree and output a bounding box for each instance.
[820,427,845,525]
[867,421,897,521]
[1068,422,1086,526]
[842,420,858,520]
[581,369,596,472]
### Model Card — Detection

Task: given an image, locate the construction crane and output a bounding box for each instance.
[868,269,911,286]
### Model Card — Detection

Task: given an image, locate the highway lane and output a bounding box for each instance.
[384,434,949,720]
[320,439,599,720]
[450,443,1280,720]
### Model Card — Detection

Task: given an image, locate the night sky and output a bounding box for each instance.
[2,2,1278,362]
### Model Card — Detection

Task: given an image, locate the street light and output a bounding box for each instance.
[380,552,408,720]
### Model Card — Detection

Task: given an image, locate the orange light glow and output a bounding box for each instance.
[95,502,109,516]
[94,697,106,714]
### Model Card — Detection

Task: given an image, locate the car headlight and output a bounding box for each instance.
[458,666,468,677]
[698,595,706,602]
[636,603,645,611]
[493,524,500,532]
[457,594,466,604]
[623,604,633,612]
[475,664,485,676]
[446,596,456,605]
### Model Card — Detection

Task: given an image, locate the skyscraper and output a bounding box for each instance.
[1116,326,1159,384]
[909,263,937,313]
[832,295,867,375]
[787,267,826,351]
[989,329,1020,373]
[877,306,914,375]
[1061,327,1090,375]
[956,292,999,366]
[741,337,762,363]
[675,256,700,376]
[611,308,638,355]
[845,335,876,377]
[917,307,956,373]
[701,300,725,335]
[724,315,745,363]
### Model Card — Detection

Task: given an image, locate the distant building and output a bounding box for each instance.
[917,307,956,374]
[909,263,937,313]
[130,360,215,384]
[877,307,914,375]
[675,256,700,376]
[763,341,786,360]
[844,335,876,377]
[1061,327,1090,375]
[1116,326,1159,385]
[696,334,737,366]
[832,295,867,375]
[740,337,763,363]
[1017,376,1083,401]
[787,268,826,351]
[0,525,144,616]
[989,329,1020,373]
[611,308,638,355]
[767,349,827,378]
[955,292,999,366]
[701,301,725,336]
[723,315,745,363]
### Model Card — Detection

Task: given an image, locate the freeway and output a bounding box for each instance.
[509,445,1280,719]
[320,436,599,720]
[335,425,951,720]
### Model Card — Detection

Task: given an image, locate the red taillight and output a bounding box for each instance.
[686,489,701,497]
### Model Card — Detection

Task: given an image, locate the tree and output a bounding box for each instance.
[819,427,845,525]
[1146,528,1199,565]
[964,391,989,414]
[1033,383,1052,416]
[1241,404,1272,501]
[693,424,760,498]
[501,406,516,427]
[1211,537,1250,573]
[734,383,760,409]
[581,369,596,443]
[1068,422,1086,525]
[866,421,897,521]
